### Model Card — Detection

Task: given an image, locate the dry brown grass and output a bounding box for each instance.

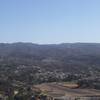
[34,83,100,97]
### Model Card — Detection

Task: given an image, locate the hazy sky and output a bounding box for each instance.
[0,0,100,44]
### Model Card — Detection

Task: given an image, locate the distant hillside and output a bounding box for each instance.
[0,42,100,73]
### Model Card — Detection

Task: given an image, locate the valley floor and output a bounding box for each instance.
[34,82,100,100]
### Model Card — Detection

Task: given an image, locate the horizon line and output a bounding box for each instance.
[0,42,100,45]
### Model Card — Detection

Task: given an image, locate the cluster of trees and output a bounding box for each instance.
[78,79,100,89]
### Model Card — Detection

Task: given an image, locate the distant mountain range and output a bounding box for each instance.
[0,42,100,73]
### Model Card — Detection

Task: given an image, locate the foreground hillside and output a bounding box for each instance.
[0,43,100,99]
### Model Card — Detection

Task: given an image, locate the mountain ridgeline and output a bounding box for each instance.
[0,42,100,73]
